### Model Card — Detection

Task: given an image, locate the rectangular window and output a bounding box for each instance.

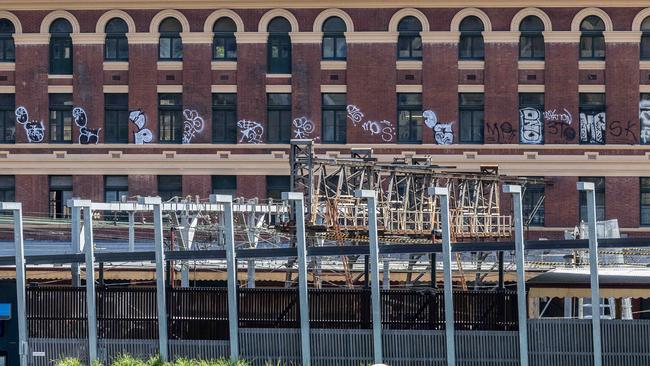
[104,94,129,143]
[642,178,650,226]
[397,93,423,143]
[159,35,182,60]
[158,175,182,201]
[49,35,72,74]
[641,94,650,145]
[267,35,291,74]
[322,93,346,144]
[0,94,14,143]
[212,175,237,196]
[49,94,73,143]
[0,34,15,62]
[523,182,545,226]
[105,35,128,61]
[579,93,606,145]
[159,93,183,143]
[519,93,544,145]
[459,93,484,144]
[104,175,128,203]
[266,176,290,200]
[267,93,291,144]
[0,176,14,202]
[213,34,237,60]
[49,175,72,219]
[323,34,346,60]
[213,93,237,143]
[579,177,605,222]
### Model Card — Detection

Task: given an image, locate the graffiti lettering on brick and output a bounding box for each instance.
[73,107,100,144]
[520,107,543,144]
[424,109,454,145]
[129,109,153,144]
[293,117,318,140]
[182,109,205,144]
[362,120,396,142]
[544,109,572,125]
[15,106,45,143]
[579,112,606,144]
[237,120,264,144]
[486,122,516,144]
[346,105,364,126]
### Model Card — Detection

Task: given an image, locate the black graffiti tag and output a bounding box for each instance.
[486,122,516,144]
[547,121,576,142]
[609,120,637,142]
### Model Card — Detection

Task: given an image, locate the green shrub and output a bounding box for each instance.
[57,356,251,366]
[55,358,84,366]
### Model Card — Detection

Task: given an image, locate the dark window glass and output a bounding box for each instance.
[397,16,422,60]
[642,17,650,60]
[397,93,422,143]
[104,175,128,202]
[641,178,650,226]
[322,17,347,60]
[579,177,605,222]
[213,93,237,143]
[519,16,545,60]
[105,18,128,61]
[49,19,73,74]
[213,17,237,60]
[49,175,72,219]
[266,176,290,200]
[212,175,237,196]
[0,94,14,143]
[459,93,484,143]
[579,93,606,145]
[267,17,292,74]
[159,17,183,60]
[641,93,650,144]
[0,176,14,202]
[0,19,15,62]
[158,175,182,201]
[267,93,291,143]
[104,94,129,143]
[580,16,605,60]
[322,93,347,143]
[459,16,484,60]
[523,182,545,226]
[519,93,544,144]
[49,93,73,143]
[158,93,182,143]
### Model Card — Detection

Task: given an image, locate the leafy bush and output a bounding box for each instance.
[56,355,250,366]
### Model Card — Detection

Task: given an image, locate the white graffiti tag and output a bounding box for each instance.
[237,120,264,144]
[129,109,153,144]
[579,112,606,144]
[15,106,45,143]
[423,109,454,145]
[362,120,395,142]
[73,107,100,144]
[520,107,543,144]
[292,117,317,139]
[182,109,205,144]
[346,105,364,126]
[641,101,650,144]
[544,109,572,125]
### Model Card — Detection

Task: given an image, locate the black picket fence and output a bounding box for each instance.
[26,286,518,340]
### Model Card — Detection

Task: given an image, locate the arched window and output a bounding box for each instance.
[104,18,128,61]
[397,16,422,60]
[519,16,544,60]
[267,17,291,74]
[159,17,182,61]
[459,16,484,60]
[0,19,15,62]
[641,17,650,60]
[49,19,73,74]
[213,17,237,60]
[322,16,347,60]
[580,16,605,60]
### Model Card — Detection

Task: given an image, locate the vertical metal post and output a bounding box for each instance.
[503,185,529,366]
[497,251,505,290]
[70,204,81,287]
[282,192,311,366]
[81,202,98,362]
[3,203,27,366]
[211,195,239,361]
[429,187,456,366]
[128,211,135,252]
[354,190,382,364]
[577,182,602,366]
[383,259,390,290]
[140,197,168,361]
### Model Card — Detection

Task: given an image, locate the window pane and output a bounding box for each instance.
[160,38,170,58]
[336,37,347,58]
[519,36,533,58]
[323,37,335,59]
[323,93,346,106]
[268,93,291,106]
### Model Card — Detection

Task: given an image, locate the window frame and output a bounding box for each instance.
[104,18,129,61]
[578,176,605,222]
[49,175,72,219]
[212,18,237,61]
[0,175,15,202]
[158,93,183,144]
[519,93,545,144]
[518,16,545,60]
[321,93,347,144]
[158,18,183,61]
[104,93,129,144]
[459,93,484,144]
[212,175,237,196]
[322,17,347,61]
[642,17,650,60]
[104,175,129,203]
[579,16,606,60]
[212,93,237,143]
[158,175,182,201]
[0,19,15,62]
[266,93,292,144]
[49,20,73,75]
[397,93,423,144]
[641,177,650,226]
[523,182,545,226]
[0,94,14,143]
[458,17,485,61]
[396,16,423,61]
[266,176,290,200]
[578,93,606,145]
[49,93,73,143]
[267,33,292,74]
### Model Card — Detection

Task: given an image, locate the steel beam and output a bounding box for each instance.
[81,203,98,361]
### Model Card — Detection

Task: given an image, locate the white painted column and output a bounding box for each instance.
[128,211,135,252]
[3,203,27,365]
[81,202,98,362]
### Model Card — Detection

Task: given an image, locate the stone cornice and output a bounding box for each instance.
[604,31,642,43]
[13,34,49,45]
[421,31,459,44]
[180,32,213,44]
[235,32,267,44]
[126,32,158,44]
[482,31,520,43]
[70,33,105,45]
[290,32,322,43]
[542,31,581,43]
[345,31,398,43]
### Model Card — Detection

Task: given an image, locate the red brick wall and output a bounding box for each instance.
[236,42,266,140]
[292,42,321,140]
[128,175,157,197]
[237,175,265,199]
[128,43,158,143]
[182,175,211,198]
[423,42,458,144]
[545,42,579,144]
[73,44,104,143]
[545,176,579,227]
[15,175,49,217]
[606,43,640,145]
[484,42,519,145]
[72,175,103,201]
[605,176,639,227]
[182,43,213,144]
[15,44,49,143]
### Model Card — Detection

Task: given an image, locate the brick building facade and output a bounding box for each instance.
[0,1,649,238]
